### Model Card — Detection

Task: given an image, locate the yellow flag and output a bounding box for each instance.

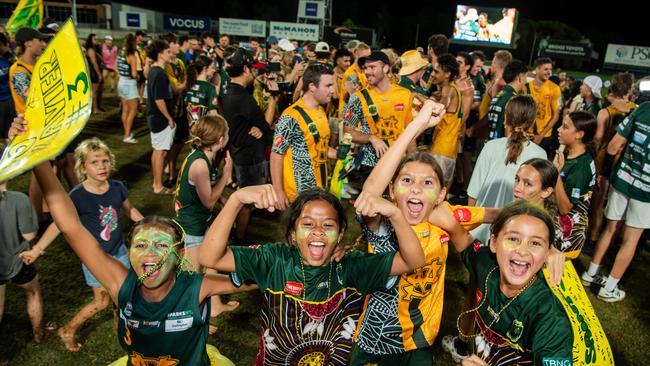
[0,19,91,182]
[5,0,44,36]
[544,261,614,365]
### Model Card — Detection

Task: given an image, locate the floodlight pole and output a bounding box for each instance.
[71,0,77,25]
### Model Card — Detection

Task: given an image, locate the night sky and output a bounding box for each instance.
[126,0,648,57]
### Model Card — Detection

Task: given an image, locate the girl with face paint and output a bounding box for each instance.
[29,158,253,365]
[200,184,426,365]
[348,101,497,365]
[21,138,144,352]
[460,201,572,366]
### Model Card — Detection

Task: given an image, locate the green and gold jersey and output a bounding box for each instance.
[165,58,187,118]
[230,243,394,366]
[174,149,218,236]
[462,245,573,366]
[557,153,596,255]
[525,80,562,138]
[611,102,650,202]
[185,80,219,126]
[595,101,637,171]
[431,83,463,158]
[356,204,485,354]
[487,85,517,140]
[117,270,211,366]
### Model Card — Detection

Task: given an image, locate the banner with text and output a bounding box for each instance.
[540,40,590,61]
[323,25,374,47]
[219,18,266,38]
[270,21,319,41]
[0,19,92,181]
[604,43,650,72]
[163,14,211,32]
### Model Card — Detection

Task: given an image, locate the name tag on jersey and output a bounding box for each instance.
[165,317,193,332]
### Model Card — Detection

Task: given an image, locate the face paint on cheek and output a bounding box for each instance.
[424,188,438,201]
[395,183,408,196]
[324,230,339,245]
[501,239,520,250]
[295,228,310,242]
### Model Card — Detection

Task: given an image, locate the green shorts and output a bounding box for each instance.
[348,344,433,366]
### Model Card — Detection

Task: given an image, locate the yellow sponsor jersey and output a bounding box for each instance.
[595,101,637,170]
[357,203,484,351]
[356,84,414,145]
[431,83,463,158]
[338,64,367,119]
[281,99,330,201]
[8,61,33,114]
[525,80,562,138]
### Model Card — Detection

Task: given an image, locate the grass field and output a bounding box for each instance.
[1,92,648,365]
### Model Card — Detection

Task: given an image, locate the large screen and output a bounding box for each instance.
[451,5,519,48]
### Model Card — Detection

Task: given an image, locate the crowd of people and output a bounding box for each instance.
[1,19,649,366]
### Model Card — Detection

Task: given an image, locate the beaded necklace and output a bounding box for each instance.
[298,255,333,339]
[456,266,537,339]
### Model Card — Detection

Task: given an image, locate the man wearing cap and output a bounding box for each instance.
[341,50,414,179]
[315,41,331,64]
[271,64,336,210]
[338,42,371,119]
[101,35,118,92]
[577,75,602,115]
[9,27,50,115]
[398,50,430,100]
[266,36,279,54]
[135,30,147,102]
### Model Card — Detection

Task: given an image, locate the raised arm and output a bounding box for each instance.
[192,152,233,210]
[33,162,127,301]
[200,185,277,272]
[362,100,446,196]
[354,192,424,275]
[427,203,474,252]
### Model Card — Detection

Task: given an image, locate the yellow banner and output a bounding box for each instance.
[544,261,614,365]
[0,19,91,182]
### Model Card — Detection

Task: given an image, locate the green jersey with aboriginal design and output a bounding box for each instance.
[487,85,517,140]
[557,153,595,254]
[610,102,650,202]
[185,80,219,125]
[174,150,218,236]
[398,76,429,97]
[462,244,573,366]
[117,270,211,366]
[230,243,394,366]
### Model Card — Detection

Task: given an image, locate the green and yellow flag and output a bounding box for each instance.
[0,19,92,182]
[5,0,44,36]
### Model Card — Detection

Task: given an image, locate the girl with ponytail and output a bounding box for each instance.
[184,55,219,128]
[173,114,239,330]
[553,110,597,257]
[467,94,547,243]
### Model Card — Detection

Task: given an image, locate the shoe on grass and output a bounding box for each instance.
[597,286,626,302]
[441,335,469,363]
[581,271,606,287]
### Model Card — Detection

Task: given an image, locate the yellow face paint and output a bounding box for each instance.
[424,188,438,201]
[325,230,339,245]
[296,228,310,243]
[501,239,520,250]
[395,183,409,195]
[130,227,179,287]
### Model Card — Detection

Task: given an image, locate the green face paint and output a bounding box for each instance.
[130,227,180,287]
[424,188,438,201]
[395,184,409,195]
[325,230,339,245]
[295,228,310,243]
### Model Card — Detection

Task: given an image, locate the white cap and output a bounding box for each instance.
[583,75,603,99]
[315,41,330,53]
[278,38,295,52]
[104,35,113,41]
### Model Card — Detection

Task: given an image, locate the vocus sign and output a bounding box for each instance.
[163,14,211,32]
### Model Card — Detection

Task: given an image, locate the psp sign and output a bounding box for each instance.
[604,43,650,72]
[163,14,211,32]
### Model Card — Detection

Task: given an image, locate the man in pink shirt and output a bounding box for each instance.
[102,35,118,91]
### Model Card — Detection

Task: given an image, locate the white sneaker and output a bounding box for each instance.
[441,335,469,363]
[581,272,606,287]
[597,286,626,302]
[123,136,137,144]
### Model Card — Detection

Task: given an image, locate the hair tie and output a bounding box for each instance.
[514,126,524,133]
[186,136,201,145]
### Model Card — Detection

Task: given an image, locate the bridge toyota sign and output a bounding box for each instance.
[604,44,650,72]
[163,14,211,32]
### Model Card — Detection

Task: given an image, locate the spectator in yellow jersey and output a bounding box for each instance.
[338,43,371,118]
[524,57,562,158]
[271,64,337,210]
[429,54,462,189]
[341,51,414,181]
